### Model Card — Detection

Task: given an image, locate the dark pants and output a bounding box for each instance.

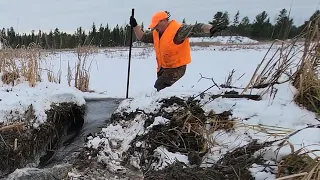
[154,65,186,91]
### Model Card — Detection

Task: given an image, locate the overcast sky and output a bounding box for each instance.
[0,0,319,33]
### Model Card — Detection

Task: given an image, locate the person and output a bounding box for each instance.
[129,11,226,91]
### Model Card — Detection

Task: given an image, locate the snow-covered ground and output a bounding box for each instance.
[3,37,319,179]
[42,42,275,99]
[0,76,86,127]
[189,36,259,44]
[134,36,260,47]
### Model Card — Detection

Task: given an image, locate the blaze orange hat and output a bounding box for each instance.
[148,11,168,29]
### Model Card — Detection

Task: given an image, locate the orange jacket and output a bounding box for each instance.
[152,20,191,72]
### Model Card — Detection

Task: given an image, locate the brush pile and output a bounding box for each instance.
[144,140,272,180]
[111,96,236,170]
[76,94,287,180]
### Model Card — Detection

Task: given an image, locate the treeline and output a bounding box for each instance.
[0,8,319,49]
[208,9,319,40]
[0,23,138,49]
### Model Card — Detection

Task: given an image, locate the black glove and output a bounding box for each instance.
[130,16,137,27]
[209,21,227,37]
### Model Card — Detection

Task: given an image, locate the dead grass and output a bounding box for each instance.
[0,43,42,87]
[0,38,97,92]
[67,45,97,92]
[276,144,320,180]
[242,13,320,105]
[274,12,320,180]
[291,16,320,115]
[242,12,320,180]
[241,38,304,97]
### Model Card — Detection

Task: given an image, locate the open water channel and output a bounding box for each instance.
[4,98,122,180]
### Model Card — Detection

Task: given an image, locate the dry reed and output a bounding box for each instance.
[67,45,97,92]
[238,11,320,180]
[276,145,320,180]
[291,15,320,114]
[0,42,42,86]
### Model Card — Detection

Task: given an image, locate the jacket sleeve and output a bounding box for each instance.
[173,23,206,44]
[140,31,154,43]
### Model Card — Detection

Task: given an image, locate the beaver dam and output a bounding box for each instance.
[0,102,85,178]
[3,90,320,180]
[2,98,122,180]
[68,92,304,180]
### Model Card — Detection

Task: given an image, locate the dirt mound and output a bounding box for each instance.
[0,103,85,178]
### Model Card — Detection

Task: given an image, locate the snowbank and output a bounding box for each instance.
[0,75,85,126]
[132,36,259,47]
[189,36,259,44]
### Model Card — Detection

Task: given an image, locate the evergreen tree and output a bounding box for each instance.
[230,10,240,35]
[272,9,294,39]
[250,11,273,40]
[209,11,230,35]
[53,28,60,48]
[209,11,230,28]
[237,16,251,37]
[233,11,240,26]
[48,30,54,48]
[31,30,35,44]
[103,24,111,46]
[89,22,97,45]
[98,24,104,47]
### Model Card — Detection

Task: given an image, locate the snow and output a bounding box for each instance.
[151,146,190,170]
[42,43,277,98]
[147,116,170,130]
[249,162,277,180]
[3,36,320,179]
[0,75,85,126]
[189,36,259,44]
[31,40,313,179]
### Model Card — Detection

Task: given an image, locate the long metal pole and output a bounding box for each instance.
[126,8,134,98]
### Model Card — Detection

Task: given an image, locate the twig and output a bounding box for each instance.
[275,172,308,180]
[0,133,8,148]
[197,73,220,90]
[192,84,218,100]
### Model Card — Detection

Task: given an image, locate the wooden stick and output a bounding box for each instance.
[275,172,308,180]
[0,122,25,132]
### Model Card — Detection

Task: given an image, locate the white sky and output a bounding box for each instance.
[0,0,319,34]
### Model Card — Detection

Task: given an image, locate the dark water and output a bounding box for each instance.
[41,98,123,167]
[4,98,123,180]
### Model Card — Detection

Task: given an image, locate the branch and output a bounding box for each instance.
[197,73,220,90]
